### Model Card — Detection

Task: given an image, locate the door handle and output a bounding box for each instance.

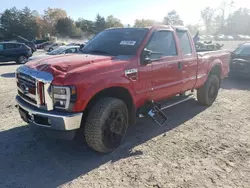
[178,62,183,70]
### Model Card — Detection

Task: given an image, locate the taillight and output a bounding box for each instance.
[37,82,45,105]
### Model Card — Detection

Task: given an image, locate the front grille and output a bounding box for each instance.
[18,90,37,104]
[17,73,36,85]
[17,73,37,105]
[16,66,54,111]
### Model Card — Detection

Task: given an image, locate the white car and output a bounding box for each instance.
[44,42,65,52]
[244,35,250,40]
[29,46,80,61]
[225,35,234,40]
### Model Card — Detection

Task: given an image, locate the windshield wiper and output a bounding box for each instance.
[81,50,112,56]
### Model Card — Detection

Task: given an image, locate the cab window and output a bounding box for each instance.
[176,31,192,55]
[146,30,177,57]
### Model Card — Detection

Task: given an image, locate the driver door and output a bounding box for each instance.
[145,30,183,101]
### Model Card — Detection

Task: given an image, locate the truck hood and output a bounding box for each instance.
[26,53,120,75]
[25,54,132,83]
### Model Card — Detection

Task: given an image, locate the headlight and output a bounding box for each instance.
[51,85,77,111]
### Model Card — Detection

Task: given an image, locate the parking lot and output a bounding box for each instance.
[0,46,250,188]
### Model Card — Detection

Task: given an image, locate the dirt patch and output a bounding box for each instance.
[0,63,250,188]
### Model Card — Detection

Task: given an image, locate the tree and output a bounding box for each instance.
[95,14,106,33]
[0,7,21,39]
[43,8,67,35]
[133,19,157,27]
[213,1,235,34]
[105,15,123,28]
[200,7,216,34]
[19,7,38,40]
[76,18,95,36]
[186,24,200,35]
[56,17,74,37]
[56,17,82,38]
[225,8,250,35]
[163,10,184,25]
[43,8,67,25]
[0,7,38,40]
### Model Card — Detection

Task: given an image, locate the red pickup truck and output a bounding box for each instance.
[16,26,230,153]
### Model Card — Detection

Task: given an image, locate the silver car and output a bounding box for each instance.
[29,46,79,61]
[44,42,66,52]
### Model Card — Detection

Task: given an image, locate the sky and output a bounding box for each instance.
[1,0,250,25]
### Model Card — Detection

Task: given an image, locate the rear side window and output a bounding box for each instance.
[66,48,77,53]
[5,43,20,49]
[15,44,21,48]
[176,31,192,55]
[146,30,177,56]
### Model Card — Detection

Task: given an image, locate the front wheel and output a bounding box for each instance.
[84,97,128,153]
[197,75,220,106]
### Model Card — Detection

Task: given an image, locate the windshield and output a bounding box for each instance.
[234,44,250,56]
[48,47,67,55]
[81,28,148,56]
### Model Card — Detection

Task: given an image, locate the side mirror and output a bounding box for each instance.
[141,48,152,65]
[144,57,152,65]
[141,48,164,65]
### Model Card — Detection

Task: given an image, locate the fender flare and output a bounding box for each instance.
[76,77,136,111]
[207,58,223,78]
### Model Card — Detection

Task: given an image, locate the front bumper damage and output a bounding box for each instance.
[16,96,82,131]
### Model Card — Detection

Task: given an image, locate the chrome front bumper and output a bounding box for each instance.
[16,96,83,131]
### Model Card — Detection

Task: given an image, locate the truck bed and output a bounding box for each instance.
[194,49,231,89]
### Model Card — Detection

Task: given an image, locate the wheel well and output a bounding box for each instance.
[82,87,136,127]
[209,65,222,78]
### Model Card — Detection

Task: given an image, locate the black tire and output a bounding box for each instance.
[48,48,53,52]
[16,55,28,64]
[197,75,220,106]
[84,97,128,153]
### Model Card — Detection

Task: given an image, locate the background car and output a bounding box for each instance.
[230,42,250,78]
[44,42,65,52]
[37,41,54,49]
[215,34,226,41]
[0,42,32,64]
[29,46,80,61]
[66,43,81,46]
[225,35,234,40]
[24,41,37,53]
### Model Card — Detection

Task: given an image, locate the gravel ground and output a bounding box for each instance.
[0,52,250,188]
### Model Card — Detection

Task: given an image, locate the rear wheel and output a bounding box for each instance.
[84,97,128,153]
[197,75,220,106]
[16,56,27,64]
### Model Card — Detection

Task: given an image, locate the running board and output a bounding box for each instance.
[161,93,194,110]
[142,93,194,126]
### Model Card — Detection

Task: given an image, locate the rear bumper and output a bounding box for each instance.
[16,96,83,131]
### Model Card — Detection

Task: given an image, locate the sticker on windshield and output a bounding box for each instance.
[120,41,136,46]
